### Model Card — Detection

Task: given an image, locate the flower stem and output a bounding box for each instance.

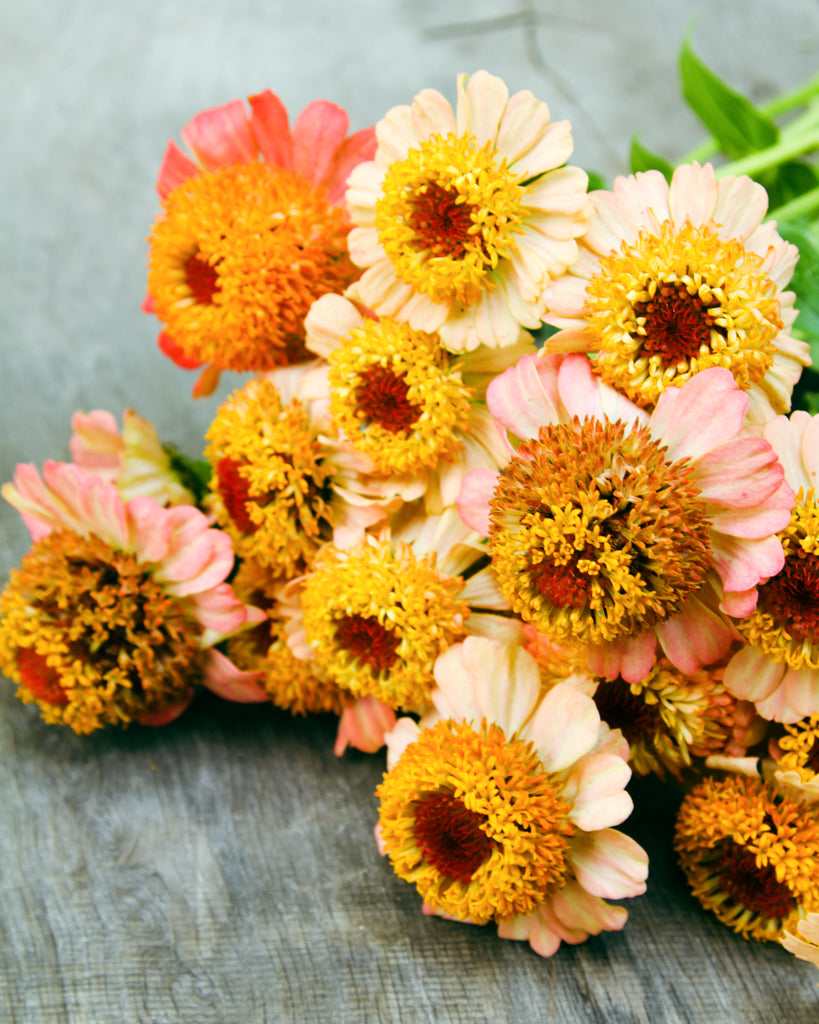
[770,185,819,222]
[715,130,819,180]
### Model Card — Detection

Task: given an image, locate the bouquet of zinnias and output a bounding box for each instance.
[4,49,819,965]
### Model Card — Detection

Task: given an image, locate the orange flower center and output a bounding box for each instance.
[412,790,496,885]
[334,614,400,672]
[355,365,419,434]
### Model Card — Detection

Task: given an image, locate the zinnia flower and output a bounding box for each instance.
[771,715,819,804]
[204,366,390,577]
[377,636,648,956]
[723,412,819,722]
[542,163,809,424]
[782,912,819,969]
[345,71,590,352]
[282,505,520,714]
[0,461,257,732]
[458,352,793,683]
[146,90,375,396]
[303,292,528,509]
[675,773,819,942]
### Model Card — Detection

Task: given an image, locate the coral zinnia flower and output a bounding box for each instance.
[204,367,390,578]
[723,412,819,723]
[543,163,809,425]
[782,912,819,969]
[282,506,520,713]
[675,774,819,942]
[345,71,590,352]
[70,409,199,507]
[0,462,257,732]
[146,90,375,396]
[303,292,528,509]
[377,637,648,956]
[458,353,794,683]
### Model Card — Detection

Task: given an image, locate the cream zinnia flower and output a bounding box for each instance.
[345,71,590,352]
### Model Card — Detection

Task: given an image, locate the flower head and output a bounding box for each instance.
[146,90,376,395]
[459,353,793,683]
[675,773,819,942]
[772,715,819,805]
[377,637,647,956]
[0,462,254,732]
[346,71,590,352]
[724,412,819,722]
[543,163,808,424]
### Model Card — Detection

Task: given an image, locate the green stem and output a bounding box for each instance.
[770,184,819,222]
[716,129,819,179]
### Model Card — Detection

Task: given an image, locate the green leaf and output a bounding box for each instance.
[585,170,608,192]
[778,220,819,346]
[679,38,778,159]
[763,161,819,211]
[164,446,213,506]
[629,135,673,179]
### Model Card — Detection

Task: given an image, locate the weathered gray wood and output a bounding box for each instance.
[2,2,819,1021]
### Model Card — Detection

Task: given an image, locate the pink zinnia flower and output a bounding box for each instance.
[458,353,794,683]
[377,637,648,957]
[0,461,261,731]
[145,90,375,396]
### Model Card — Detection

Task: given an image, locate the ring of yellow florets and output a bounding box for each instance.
[375,132,528,307]
[377,718,575,924]
[327,317,473,475]
[488,417,712,646]
[674,774,819,942]
[583,222,782,409]
[736,490,819,669]
[299,537,469,710]
[205,379,335,577]
[148,161,358,372]
[0,530,201,734]
[777,716,819,783]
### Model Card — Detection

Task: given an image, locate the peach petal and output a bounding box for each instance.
[156,140,199,199]
[568,829,648,900]
[803,414,819,489]
[611,169,671,228]
[507,119,575,180]
[385,716,421,770]
[723,644,785,703]
[180,99,257,171]
[456,71,508,146]
[584,190,642,252]
[192,364,222,399]
[784,666,819,719]
[456,467,498,537]
[202,649,268,703]
[375,104,418,164]
[187,582,253,643]
[649,367,748,463]
[550,879,629,935]
[334,696,396,756]
[714,174,768,240]
[668,162,718,228]
[496,90,552,170]
[304,293,365,357]
[526,681,600,773]
[69,410,123,477]
[497,907,563,957]
[485,353,560,439]
[656,599,734,675]
[586,631,657,683]
[410,89,456,140]
[292,100,349,188]
[564,752,633,831]
[247,89,293,169]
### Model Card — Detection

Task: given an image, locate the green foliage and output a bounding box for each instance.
[629,136,673,179]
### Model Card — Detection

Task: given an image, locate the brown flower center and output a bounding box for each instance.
[717,842,797,920]
[355,365,419,434]
[407,183,477,260]
[334,614,400,673]
[413,790,496,885]
[634,280,718,363]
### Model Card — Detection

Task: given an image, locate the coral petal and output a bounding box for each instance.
[181,99,257,170]
[248,89,293,169]
[292,100,350,188]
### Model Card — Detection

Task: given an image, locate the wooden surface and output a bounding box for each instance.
[2,2,819,1021]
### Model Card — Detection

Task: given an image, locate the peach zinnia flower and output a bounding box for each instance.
[146,90,375,396]
[458,353,794,683]
[345,71,590,352]
[782,912,819,970]
[543,163,809,425]
[723,412,819,722]
[0,461,257,732]
[377,637,648,957]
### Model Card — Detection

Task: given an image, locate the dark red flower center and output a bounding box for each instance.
[413,790,496,884]
[183,251,220,305]
[634,281,717,364]
[758,550,819,643]
[355,365,419,434]
[17,648,69,705]
[217,457,259,534]
[592,679,658,745]
[530,554,589,608]
[408,183,476,260]
[335,614,400,672]
[717,842,796,920]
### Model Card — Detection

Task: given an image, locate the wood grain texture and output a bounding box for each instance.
[2,2,819,1021]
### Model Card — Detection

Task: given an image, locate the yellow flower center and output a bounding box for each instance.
[675,775,819,942]
[328,317,473,475]
[777,715,819,783]
[148,161,358,371]
[299,536,469,710]
[377,718,575,924]
[584,222,782,408]
[205,379,335,577]
[0,530,201,733]
[375,133,528,306]
[737,491,819,669]
[488,418,711,645]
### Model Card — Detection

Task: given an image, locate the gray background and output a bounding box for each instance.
[2,1,819,1021]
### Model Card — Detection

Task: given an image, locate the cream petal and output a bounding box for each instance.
[465,611,523,645]
[497,908,563,957]
[568,829,649,899]
[584,190,642,252]
[507,120,576,179]
[563,752,633,831]
[611,169,671,228]
[384,716,421,770]
[375,104,418,163]
[304,293,364,358]
[495,90,553,170]
[713,174,768,239]
[525,680,600,772]
[460,564,511,610]
[802,413,819,489]
[456,70,508,145]
[668,162,718,228]
[542,275,588,318]
[410,88,456,138]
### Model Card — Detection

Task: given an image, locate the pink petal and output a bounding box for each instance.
[695,437,789,511]
[186,582,253,641]
[649,367,748,463]
[709,533,785,594]
[568,829,649,899]
[485,352,561,439]
[180,99,257,171]
[154,506,235,596]
[248,89,293,169]
[456,467,498,537]
[526,680,600,773]
[586,631,657,683]
[723,645,785,703]
[156,140,200,199]
[126,495,173,563]
[68,410,123,476]
[334,696,396,756]
[563,752,633,831]
[292,100,350,189]
[138,695,195,726]
[325,127,378,207]
[202,649,268,702]
[656,598,735,674]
